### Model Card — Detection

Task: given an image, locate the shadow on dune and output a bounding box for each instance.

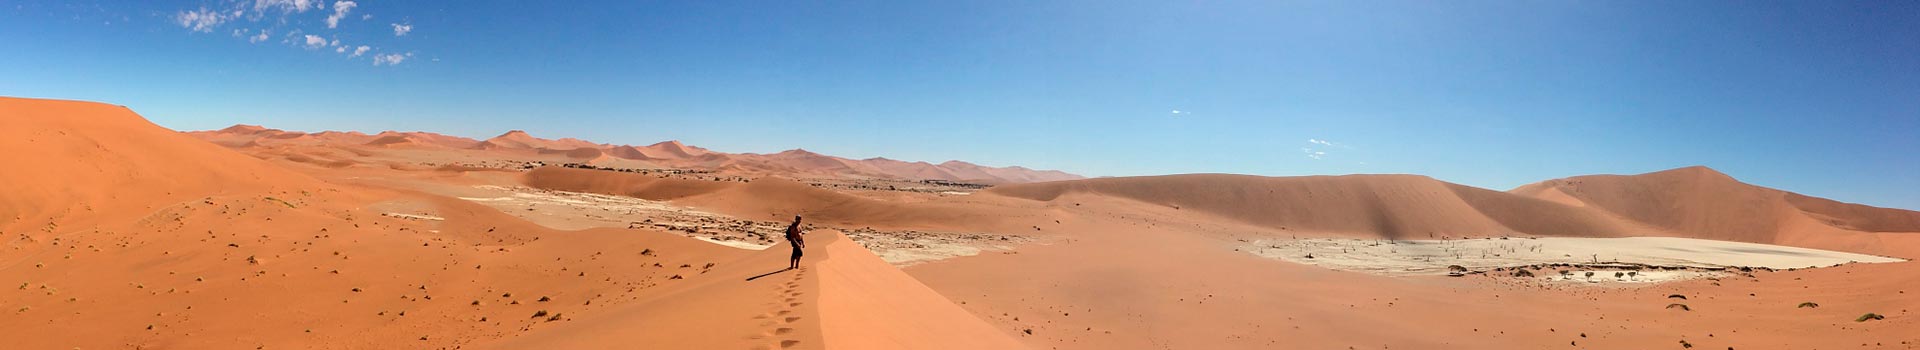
[745,267,793,281]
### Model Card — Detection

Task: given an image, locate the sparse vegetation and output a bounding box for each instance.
[1666,303,1691,311]
[1797,302,1819,308]
[531,310,549,318]
[1855,313,1884,322]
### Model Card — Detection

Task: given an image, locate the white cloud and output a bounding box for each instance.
[248,29,271,43]
[302,34,327,49]
[351,45,370,57]
[372,52,412,66]
[391,23,413,36]
[335,46,346,53]
[361,14,372,20]
[330,39,340,47]
[1308,139,1332,146]
[254,0,318,13]
[174,7,227,33]
[1170,110,1186,116]
[325,1,357,29]
[1301,147,1328,160]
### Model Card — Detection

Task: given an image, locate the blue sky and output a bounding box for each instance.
[3,1,1917,209]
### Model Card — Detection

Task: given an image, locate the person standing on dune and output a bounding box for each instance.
[786,215,806,270]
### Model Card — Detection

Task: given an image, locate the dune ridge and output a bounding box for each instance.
[193,126,1083,184]
[986,169,1920,254]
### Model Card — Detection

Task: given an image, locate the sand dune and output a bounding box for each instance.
[1513,166,1920,252]
[12,96,1916,350]
[490,230,1026,349]
[193,126,1085,184]
[987,173,1637,239]
[1,97,1019,349]
[0,97,321,231]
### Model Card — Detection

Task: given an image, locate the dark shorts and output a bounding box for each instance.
[790,244,803,259]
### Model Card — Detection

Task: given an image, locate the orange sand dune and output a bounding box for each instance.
[12,96,1915,349]
[491,230,1026,350]
[475,130,604,150]
[0,97,322,232]
[194,125,1085,184]
[1513,166,1920,253]
[1,97,1021,349]
[986,173,1640,239]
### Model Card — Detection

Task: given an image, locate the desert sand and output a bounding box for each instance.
[5,96,1917,349]
[1250,236,1903,281]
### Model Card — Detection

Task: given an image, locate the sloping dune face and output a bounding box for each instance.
[987,173,1632,239]
[0,97,317,229]
[1513,166,1920,245]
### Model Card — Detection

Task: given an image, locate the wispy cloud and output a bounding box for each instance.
[325,1,356,29]
[168,1,424,66]
[1302,138,1351,160]
[174,7,228,33]
[254,0,319,14]
[1301,148,1326,160]
[372,52,412,66]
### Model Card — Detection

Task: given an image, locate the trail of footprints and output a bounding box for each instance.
[750,269,807,349]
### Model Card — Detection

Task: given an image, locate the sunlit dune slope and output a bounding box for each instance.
[986,173,1636,239]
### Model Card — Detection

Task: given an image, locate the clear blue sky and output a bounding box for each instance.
[3,1,1916,210]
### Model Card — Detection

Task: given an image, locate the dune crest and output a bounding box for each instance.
[1513,166,1920,250]
[0,97,321,230]
[193,125,1084,184]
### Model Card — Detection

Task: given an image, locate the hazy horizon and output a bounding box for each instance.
[3,0,1915,210]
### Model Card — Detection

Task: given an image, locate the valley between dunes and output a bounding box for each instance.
[4,96,1916,349]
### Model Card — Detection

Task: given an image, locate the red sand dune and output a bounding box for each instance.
[0,97,1022,349]
[193,125,1084,184]
[1512,166,1920,253]
[0,98,321,231]
[12,96,1917,350]
[986,173,1640,240]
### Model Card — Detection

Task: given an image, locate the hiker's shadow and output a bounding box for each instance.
[745,267,792,281]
